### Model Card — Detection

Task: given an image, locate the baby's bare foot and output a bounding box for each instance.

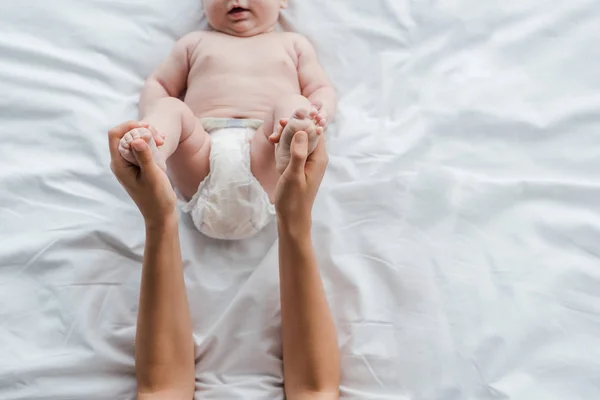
[275,108,325,174]
[118,127,166,170]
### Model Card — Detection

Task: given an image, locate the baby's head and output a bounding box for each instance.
[203,0,288,37]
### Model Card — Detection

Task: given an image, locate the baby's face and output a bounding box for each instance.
[203,0,288,37]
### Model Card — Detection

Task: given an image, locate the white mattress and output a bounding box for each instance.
[1,0,600,399]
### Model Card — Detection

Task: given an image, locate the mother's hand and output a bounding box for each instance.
[108,121,177,226]
[275,127,328,235]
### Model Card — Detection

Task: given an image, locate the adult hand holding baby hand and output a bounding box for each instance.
[275,125,328,236]
[108,121,177,227]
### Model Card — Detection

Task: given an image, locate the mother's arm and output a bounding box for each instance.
[136,214,194,400]
[109,122,195,400]
[278,222,340,400]
[275,131,340,400]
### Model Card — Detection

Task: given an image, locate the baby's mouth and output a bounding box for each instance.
[228,7,250,21]
[228,7,249,14]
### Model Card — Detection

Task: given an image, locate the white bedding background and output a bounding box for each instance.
[1,0,600,398]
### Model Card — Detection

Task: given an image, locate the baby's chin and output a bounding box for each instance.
[215,21,276,37]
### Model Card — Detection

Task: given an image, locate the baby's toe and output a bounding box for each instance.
[118,141,136,164]
[129,130,140,140]
[128,128,144,140]
[120,148,132,158]
[120,136,131,149]
[140,129,154,142]
[118,141,129,153]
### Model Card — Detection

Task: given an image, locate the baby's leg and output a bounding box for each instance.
[262,95,313,141]
[141,97,203,159]
[119,97,211,200]
[250,95,325,201]
[250,95,310,201]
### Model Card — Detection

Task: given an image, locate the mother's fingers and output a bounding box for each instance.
[309,134,327,164]
[269,119,289,144]
[305,135,328,182]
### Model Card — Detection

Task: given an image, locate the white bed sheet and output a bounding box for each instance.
[1,0,600,399]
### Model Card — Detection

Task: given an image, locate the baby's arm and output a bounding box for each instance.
[294,35,337,121]
[139,32,202,116]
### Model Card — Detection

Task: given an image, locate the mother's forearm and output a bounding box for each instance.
[135,215,195,399]
[278,222,340,399]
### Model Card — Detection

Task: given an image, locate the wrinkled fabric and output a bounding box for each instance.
[1,0,600,399]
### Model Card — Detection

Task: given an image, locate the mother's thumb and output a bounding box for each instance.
[132,139,155,169]
[289,131,308,173]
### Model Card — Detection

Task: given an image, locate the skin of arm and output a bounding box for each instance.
[139,32,202,116]
[294,35,337,120]
[108,121,195,400]
[135,214,195,400]
[275,133,340,400]
[278,223,341,400]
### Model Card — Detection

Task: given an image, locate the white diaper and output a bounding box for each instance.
[179,118,275,240]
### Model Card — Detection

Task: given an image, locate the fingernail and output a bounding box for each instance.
[295,132,307,144]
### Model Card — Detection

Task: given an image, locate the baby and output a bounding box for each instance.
[118,0,336,240]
